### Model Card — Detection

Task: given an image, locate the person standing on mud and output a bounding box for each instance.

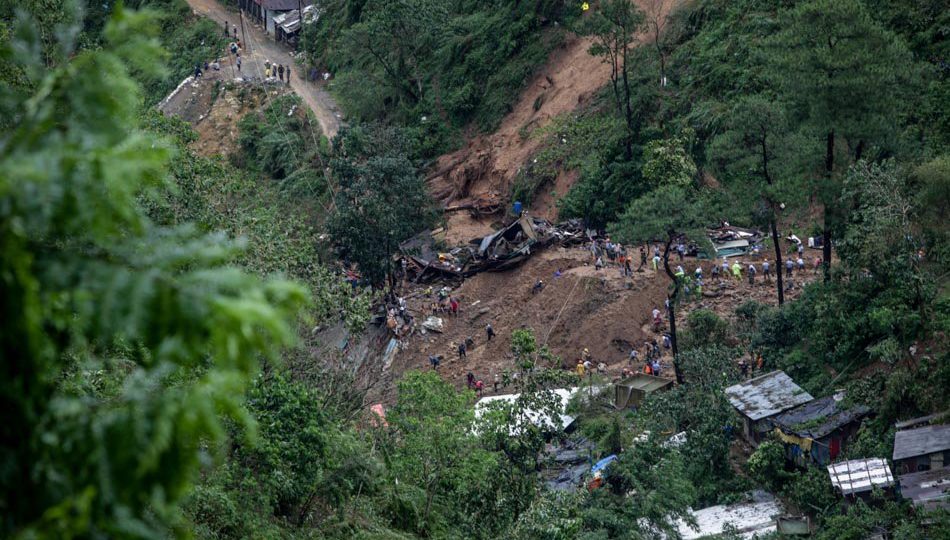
[278,64,285,82]
[236,55,242,72]
[762,259,771,282]
[285,64,291,83]
[458,341,467,360]
[485,323,495,341]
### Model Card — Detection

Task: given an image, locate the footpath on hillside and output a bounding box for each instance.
[184,0,341,138]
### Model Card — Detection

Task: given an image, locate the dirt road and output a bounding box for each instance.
[184,0,341,138]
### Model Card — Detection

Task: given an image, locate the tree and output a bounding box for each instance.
[641,0,673,89]
[384,371,498,537]
[0,7,307,537]
[611,184,711,384]
[326,123,438,288]
[708,95,806,304]
[642,133,697,190]
[579,0,645,160]
[768,0,913,278]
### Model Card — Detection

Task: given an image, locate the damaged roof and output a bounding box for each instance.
[898,467,950,510]
[725,371,814,421]
[828,458,894,496]
[771,393,870,439]
[893,424,950,461]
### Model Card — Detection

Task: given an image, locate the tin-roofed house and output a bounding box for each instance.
[725,371,814,444]
[893,420,950,510]
[770,393,871,467]
[892,423,950,475]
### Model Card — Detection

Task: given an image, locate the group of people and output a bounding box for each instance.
[264,60,292,83]
[589,239,650,277]
[574,349,608,379]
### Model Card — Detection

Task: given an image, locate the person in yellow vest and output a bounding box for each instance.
[576,360,585,378]
[731,260,742,281]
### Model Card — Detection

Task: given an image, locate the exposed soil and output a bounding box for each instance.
[368,244,821,405]
[427,0,679,227]
[426,32,610,215]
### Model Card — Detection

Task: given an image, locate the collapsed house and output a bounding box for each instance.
[398,215,586,283]
[705,224,765,259]
[725,371,814,444]
[770,393,871,466]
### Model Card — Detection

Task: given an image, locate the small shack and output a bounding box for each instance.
[892,423,950,474]
[613,374,673,409]
[725,371,814,444]
[770,393,871,466]
[897,467,950,510]
[827,458,895,500]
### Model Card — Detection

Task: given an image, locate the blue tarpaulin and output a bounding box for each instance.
[591,455,618,474]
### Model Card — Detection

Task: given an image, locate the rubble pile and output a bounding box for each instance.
[399,215,587,283]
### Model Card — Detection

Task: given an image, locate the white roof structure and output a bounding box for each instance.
[725,371,814,421]
[475,387,579,433]
[676,497,784,539]
[827,458,895,496]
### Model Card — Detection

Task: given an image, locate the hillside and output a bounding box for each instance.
[3,0,949,539]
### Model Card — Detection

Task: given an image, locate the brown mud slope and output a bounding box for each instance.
[427,33,608,240]
[427,0,678,233]
[372,247,820,404]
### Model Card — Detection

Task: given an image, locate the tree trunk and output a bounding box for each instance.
[770,217,785,305]
[760,137,784,305]
[822,130,834,280]
[662,238,684,385]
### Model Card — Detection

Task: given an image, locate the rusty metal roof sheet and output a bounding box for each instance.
[725,371,814,421]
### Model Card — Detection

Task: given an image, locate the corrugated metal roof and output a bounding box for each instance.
[771,393,870,439]
[828,458,894,496]
[676,494,785,539]
[898,467,950,510]
[475,387,579,433]
[893,424,950,461]
[262,0,311,12]
[725,371,814,421]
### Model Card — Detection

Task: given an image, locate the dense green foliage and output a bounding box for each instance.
[3,0,949,538]
[299,0,577,155]
[0,8,308,536]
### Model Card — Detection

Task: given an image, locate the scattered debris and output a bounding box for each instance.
[421,316,445,333]
[706,224,764,259]
[399,214,586,282]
